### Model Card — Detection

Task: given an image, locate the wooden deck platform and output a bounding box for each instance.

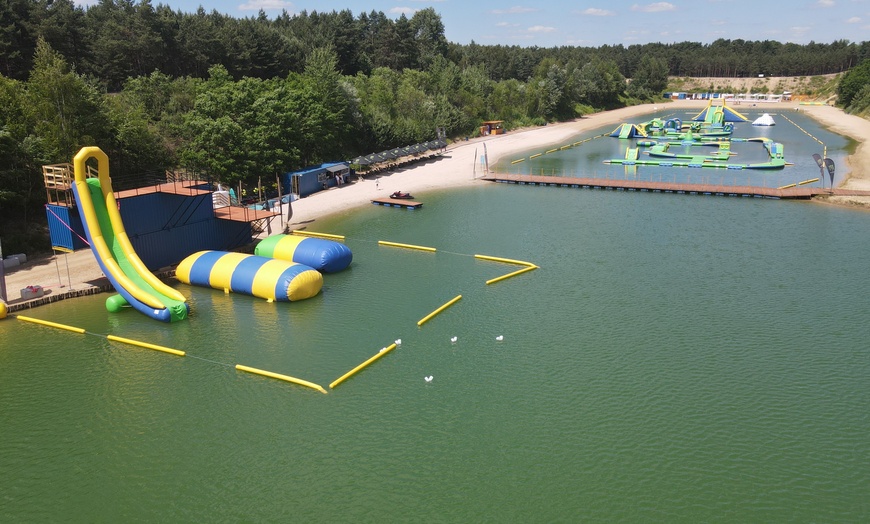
[482,174,870,200]
[114,180,213,199]
[117,179,279,223]
[371,197,423,209]
[213,205,279,222]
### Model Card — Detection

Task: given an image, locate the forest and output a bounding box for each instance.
[1,0,869,254]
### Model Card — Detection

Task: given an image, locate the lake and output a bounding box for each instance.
[1,108,868,521]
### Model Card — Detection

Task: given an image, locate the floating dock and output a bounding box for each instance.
[482,174,870,200]
[371,197,423,209]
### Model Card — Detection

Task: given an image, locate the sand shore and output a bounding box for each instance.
[3,100,869,309]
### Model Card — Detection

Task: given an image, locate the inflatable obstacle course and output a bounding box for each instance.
[610,123,647,139]
[692,99,749,123]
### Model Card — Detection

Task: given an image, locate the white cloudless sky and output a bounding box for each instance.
[76,0,870,48]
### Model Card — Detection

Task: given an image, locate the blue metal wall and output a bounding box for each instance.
[121,192,252,269]
[128,218,252,269]
[120,192,215,235]
[48,192,253,270]
[46,204,88,251]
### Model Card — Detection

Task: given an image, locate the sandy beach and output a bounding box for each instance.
[3,100,869,309]
[271,100,870,229]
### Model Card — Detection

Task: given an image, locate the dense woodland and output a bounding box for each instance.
[1,0,869,254]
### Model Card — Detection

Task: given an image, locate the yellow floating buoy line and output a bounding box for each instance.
[798,178,820,186]
[16,315,86,334]
[107,334,185,356]
[10,233,539,394]
[474,254,538,286]
[236,364,327,394]
[378,240,437,252]
[330,342,398,389]
[485,265,538,285]
[291,230,345,241]
[474,254,534,266]
[417,295,462,326]
[778,183,797,189]
[12,313,331,394]
[507,134,610,166]
[780,114,826,157]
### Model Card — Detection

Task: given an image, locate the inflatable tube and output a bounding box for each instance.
[255,234,352,273]
[176,251,322,302]
[0,300,7,320]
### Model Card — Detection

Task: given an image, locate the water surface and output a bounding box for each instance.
[1,111,868,522]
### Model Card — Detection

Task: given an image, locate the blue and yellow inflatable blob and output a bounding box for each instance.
[255,234,352,273]
[176,251,322,302]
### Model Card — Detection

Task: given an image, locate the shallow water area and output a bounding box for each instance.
[1,110,869,521]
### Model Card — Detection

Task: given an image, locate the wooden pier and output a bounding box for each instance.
[371,197,423,209]
[482,174,870,200]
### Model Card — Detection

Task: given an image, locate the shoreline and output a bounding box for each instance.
[273,100,870,231]
[3,100,869,310]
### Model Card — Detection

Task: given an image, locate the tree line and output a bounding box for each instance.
[1,1,867,254]
[3,2,868,88]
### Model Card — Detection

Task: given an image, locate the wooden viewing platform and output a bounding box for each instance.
[482,174,870,200]
[371,197,423,209]
[115,180,212,199]
[213,205,279,222]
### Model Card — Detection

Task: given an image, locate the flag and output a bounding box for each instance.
[824,158,835,186]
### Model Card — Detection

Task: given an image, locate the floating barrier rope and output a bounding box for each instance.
[10,232,538,394]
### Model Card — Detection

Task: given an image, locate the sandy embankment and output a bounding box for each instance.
[4,100,869,304]
[793,104,870,207]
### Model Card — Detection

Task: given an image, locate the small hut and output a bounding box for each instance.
[480,121,504,136]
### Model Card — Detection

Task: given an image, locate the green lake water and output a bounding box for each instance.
[1,109,868,522]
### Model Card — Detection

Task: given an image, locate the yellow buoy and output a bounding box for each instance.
[474,254,535,267]
[330,343,398,389]
[486,265,538,285]
[16,315,85,334]
[236,364,327,394]
[0,301,7,320]
[378,240,436,252]
[107,335,185,356]
[417,295,462,326]
[291,230,345,241]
